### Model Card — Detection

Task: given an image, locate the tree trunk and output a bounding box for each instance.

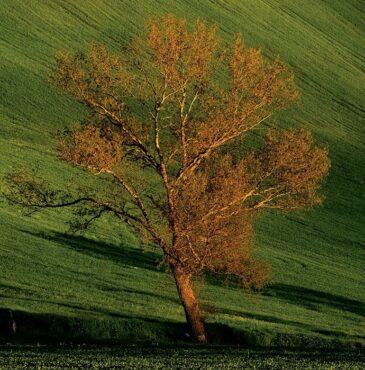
[172,265,208,343]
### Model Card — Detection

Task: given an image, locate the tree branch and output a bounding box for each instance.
[102,169,167,248]
[175,113,272,185]
[200,189,256,223]
[84,98,159,170]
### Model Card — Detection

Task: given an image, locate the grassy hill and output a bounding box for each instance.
[0,0,364,346]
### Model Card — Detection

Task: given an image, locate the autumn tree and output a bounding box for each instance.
[6,15,330,342]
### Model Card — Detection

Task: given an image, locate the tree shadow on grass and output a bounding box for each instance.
[0,308,186,344]
[0,308,245,346]
[264,284,365,317]
[21,229,162,272]
[204,273,365,318]
[0,308,360,348]
[208,306,365,343]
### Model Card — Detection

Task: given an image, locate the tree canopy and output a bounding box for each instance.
[6,14,330,342]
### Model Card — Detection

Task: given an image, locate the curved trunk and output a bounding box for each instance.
[172,265,208,343]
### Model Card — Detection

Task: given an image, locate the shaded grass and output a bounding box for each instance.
[0,309,362,349]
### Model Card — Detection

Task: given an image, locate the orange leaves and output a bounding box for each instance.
[230,35,298,105]
[230,35,263,92]
[172,154,256,276]
[54,43,131,114]
[147,14,221,88]
[259,128,330,207]
[58,125,123,172]
[148,15,188,78]
[173,35,299,170]
[171,125,330,282]
[229,35,298,126]
[49,15,329,290]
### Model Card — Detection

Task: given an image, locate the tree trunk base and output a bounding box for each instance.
[172,266,208,343]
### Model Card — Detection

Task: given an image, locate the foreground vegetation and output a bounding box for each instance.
[0,346,364,369]
[0,0,364,347]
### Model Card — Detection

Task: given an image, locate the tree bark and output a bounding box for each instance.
[172,265,208,343]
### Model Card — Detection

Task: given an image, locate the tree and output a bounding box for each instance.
[6,15,330,343]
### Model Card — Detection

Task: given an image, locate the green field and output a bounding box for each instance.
[0,346,364,369]
[0,0,364,349]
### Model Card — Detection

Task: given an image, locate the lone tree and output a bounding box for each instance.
[6,15,329,342]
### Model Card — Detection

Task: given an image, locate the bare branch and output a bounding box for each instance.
[84,98,159,170]
[102,169,166,247]
[175,113,272,185]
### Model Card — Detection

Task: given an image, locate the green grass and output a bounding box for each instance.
[0,0,364,347]
[0,346,364,369]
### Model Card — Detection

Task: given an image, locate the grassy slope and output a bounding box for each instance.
[0,0,364,345]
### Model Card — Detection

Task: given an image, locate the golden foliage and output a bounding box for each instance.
[58,125,123,172]
[172,155,259,280]
[54,43,132,120]
[147,14,221,87]
[258,129,330,208]
[8,15,330,295]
